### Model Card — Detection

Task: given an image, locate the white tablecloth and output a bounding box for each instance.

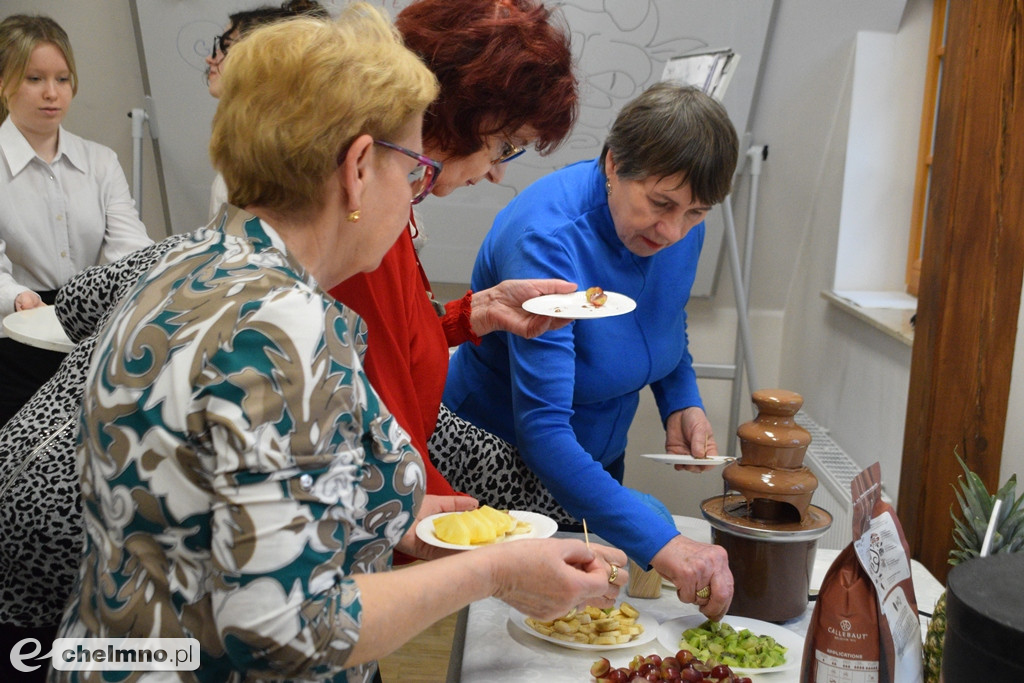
[450,519,944,682]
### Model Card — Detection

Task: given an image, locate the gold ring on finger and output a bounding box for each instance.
[607,563,619,584]
[696,585,711,599]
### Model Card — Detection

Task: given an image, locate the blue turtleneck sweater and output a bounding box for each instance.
[443,158,706,565]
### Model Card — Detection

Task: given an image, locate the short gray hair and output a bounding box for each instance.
[601,82,738,205]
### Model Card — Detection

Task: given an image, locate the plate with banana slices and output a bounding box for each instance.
[510,603,658,651]
[416,507,557,550]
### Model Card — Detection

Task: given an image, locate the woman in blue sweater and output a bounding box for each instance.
[433,83,739,620]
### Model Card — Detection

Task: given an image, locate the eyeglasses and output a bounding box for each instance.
[211,32,234,59]
[373,140,443,204]
[493,141,526,165]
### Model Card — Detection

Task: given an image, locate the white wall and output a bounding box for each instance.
[834,28,924,291]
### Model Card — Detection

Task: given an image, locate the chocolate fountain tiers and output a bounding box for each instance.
[701,389,832,621]
[723,388,822,524]
[720,463,819,525]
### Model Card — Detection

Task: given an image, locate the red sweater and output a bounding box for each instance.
[328,224,476,497]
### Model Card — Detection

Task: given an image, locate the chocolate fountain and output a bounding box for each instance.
[701,389,832,622]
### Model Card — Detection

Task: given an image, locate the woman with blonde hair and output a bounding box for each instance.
[0,14,151,430]
[0,7,323,665]
[51,6,624,682]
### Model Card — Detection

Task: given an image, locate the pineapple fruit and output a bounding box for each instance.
[923,452,1024,682]
[432,505,523,545]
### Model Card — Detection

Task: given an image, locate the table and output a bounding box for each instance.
[450,518,944,682]
[2,305,75,352]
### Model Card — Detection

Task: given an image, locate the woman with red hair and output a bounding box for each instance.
[329,0,580,503]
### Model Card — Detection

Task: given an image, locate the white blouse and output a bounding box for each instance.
[0,117,153,317]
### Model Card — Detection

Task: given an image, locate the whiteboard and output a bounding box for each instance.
[130,0,774,293]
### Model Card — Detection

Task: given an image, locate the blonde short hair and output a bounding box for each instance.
[0,15,78,121]
[209,3,438,215]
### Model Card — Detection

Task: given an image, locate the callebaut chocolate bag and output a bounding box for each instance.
[801,462,923,682]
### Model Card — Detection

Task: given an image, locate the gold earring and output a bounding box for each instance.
[347,210,361,223]
[605,179,612,196]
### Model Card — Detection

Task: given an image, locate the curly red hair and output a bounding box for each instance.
[396,0,577,158]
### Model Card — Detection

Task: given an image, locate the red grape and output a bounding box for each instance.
[591,657,611,676]
[591,649,724,682]
[680,667,704,682]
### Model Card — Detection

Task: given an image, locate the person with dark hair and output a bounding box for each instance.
[204,0,328,217]
[205,0,328,99]
[329,0,581,504]
[0,14,152,432]
[434,83,742,621]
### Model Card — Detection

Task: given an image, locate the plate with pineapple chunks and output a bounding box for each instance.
[416,506,557,550]
[509,602,658,651]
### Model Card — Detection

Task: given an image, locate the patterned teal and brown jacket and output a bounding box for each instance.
[54,207,424,683]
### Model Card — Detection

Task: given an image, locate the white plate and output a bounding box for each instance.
[509,607,659,651]
[2,306,75,353]
[639,453,733,466]
[415,510,557,550]
[656,614,803,674]
[521,291,636,319]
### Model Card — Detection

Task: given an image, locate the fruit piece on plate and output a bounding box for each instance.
[433,505,522,545]
[585,286,608,307]
[463,509,498,544]
[477,505,516,535]
[433,514,471,545]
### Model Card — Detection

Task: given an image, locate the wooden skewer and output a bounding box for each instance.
[582,518,591,551]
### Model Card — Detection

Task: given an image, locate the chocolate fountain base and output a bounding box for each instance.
[701,495,832,623]
[709,527,818,622]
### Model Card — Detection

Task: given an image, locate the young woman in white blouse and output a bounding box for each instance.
[0,14,151,431]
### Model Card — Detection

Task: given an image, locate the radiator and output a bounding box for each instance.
[794,411,866,550]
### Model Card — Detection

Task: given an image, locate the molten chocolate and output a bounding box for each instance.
[725,389,816,521]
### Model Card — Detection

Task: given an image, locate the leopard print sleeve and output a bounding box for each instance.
[55,233,191,343]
